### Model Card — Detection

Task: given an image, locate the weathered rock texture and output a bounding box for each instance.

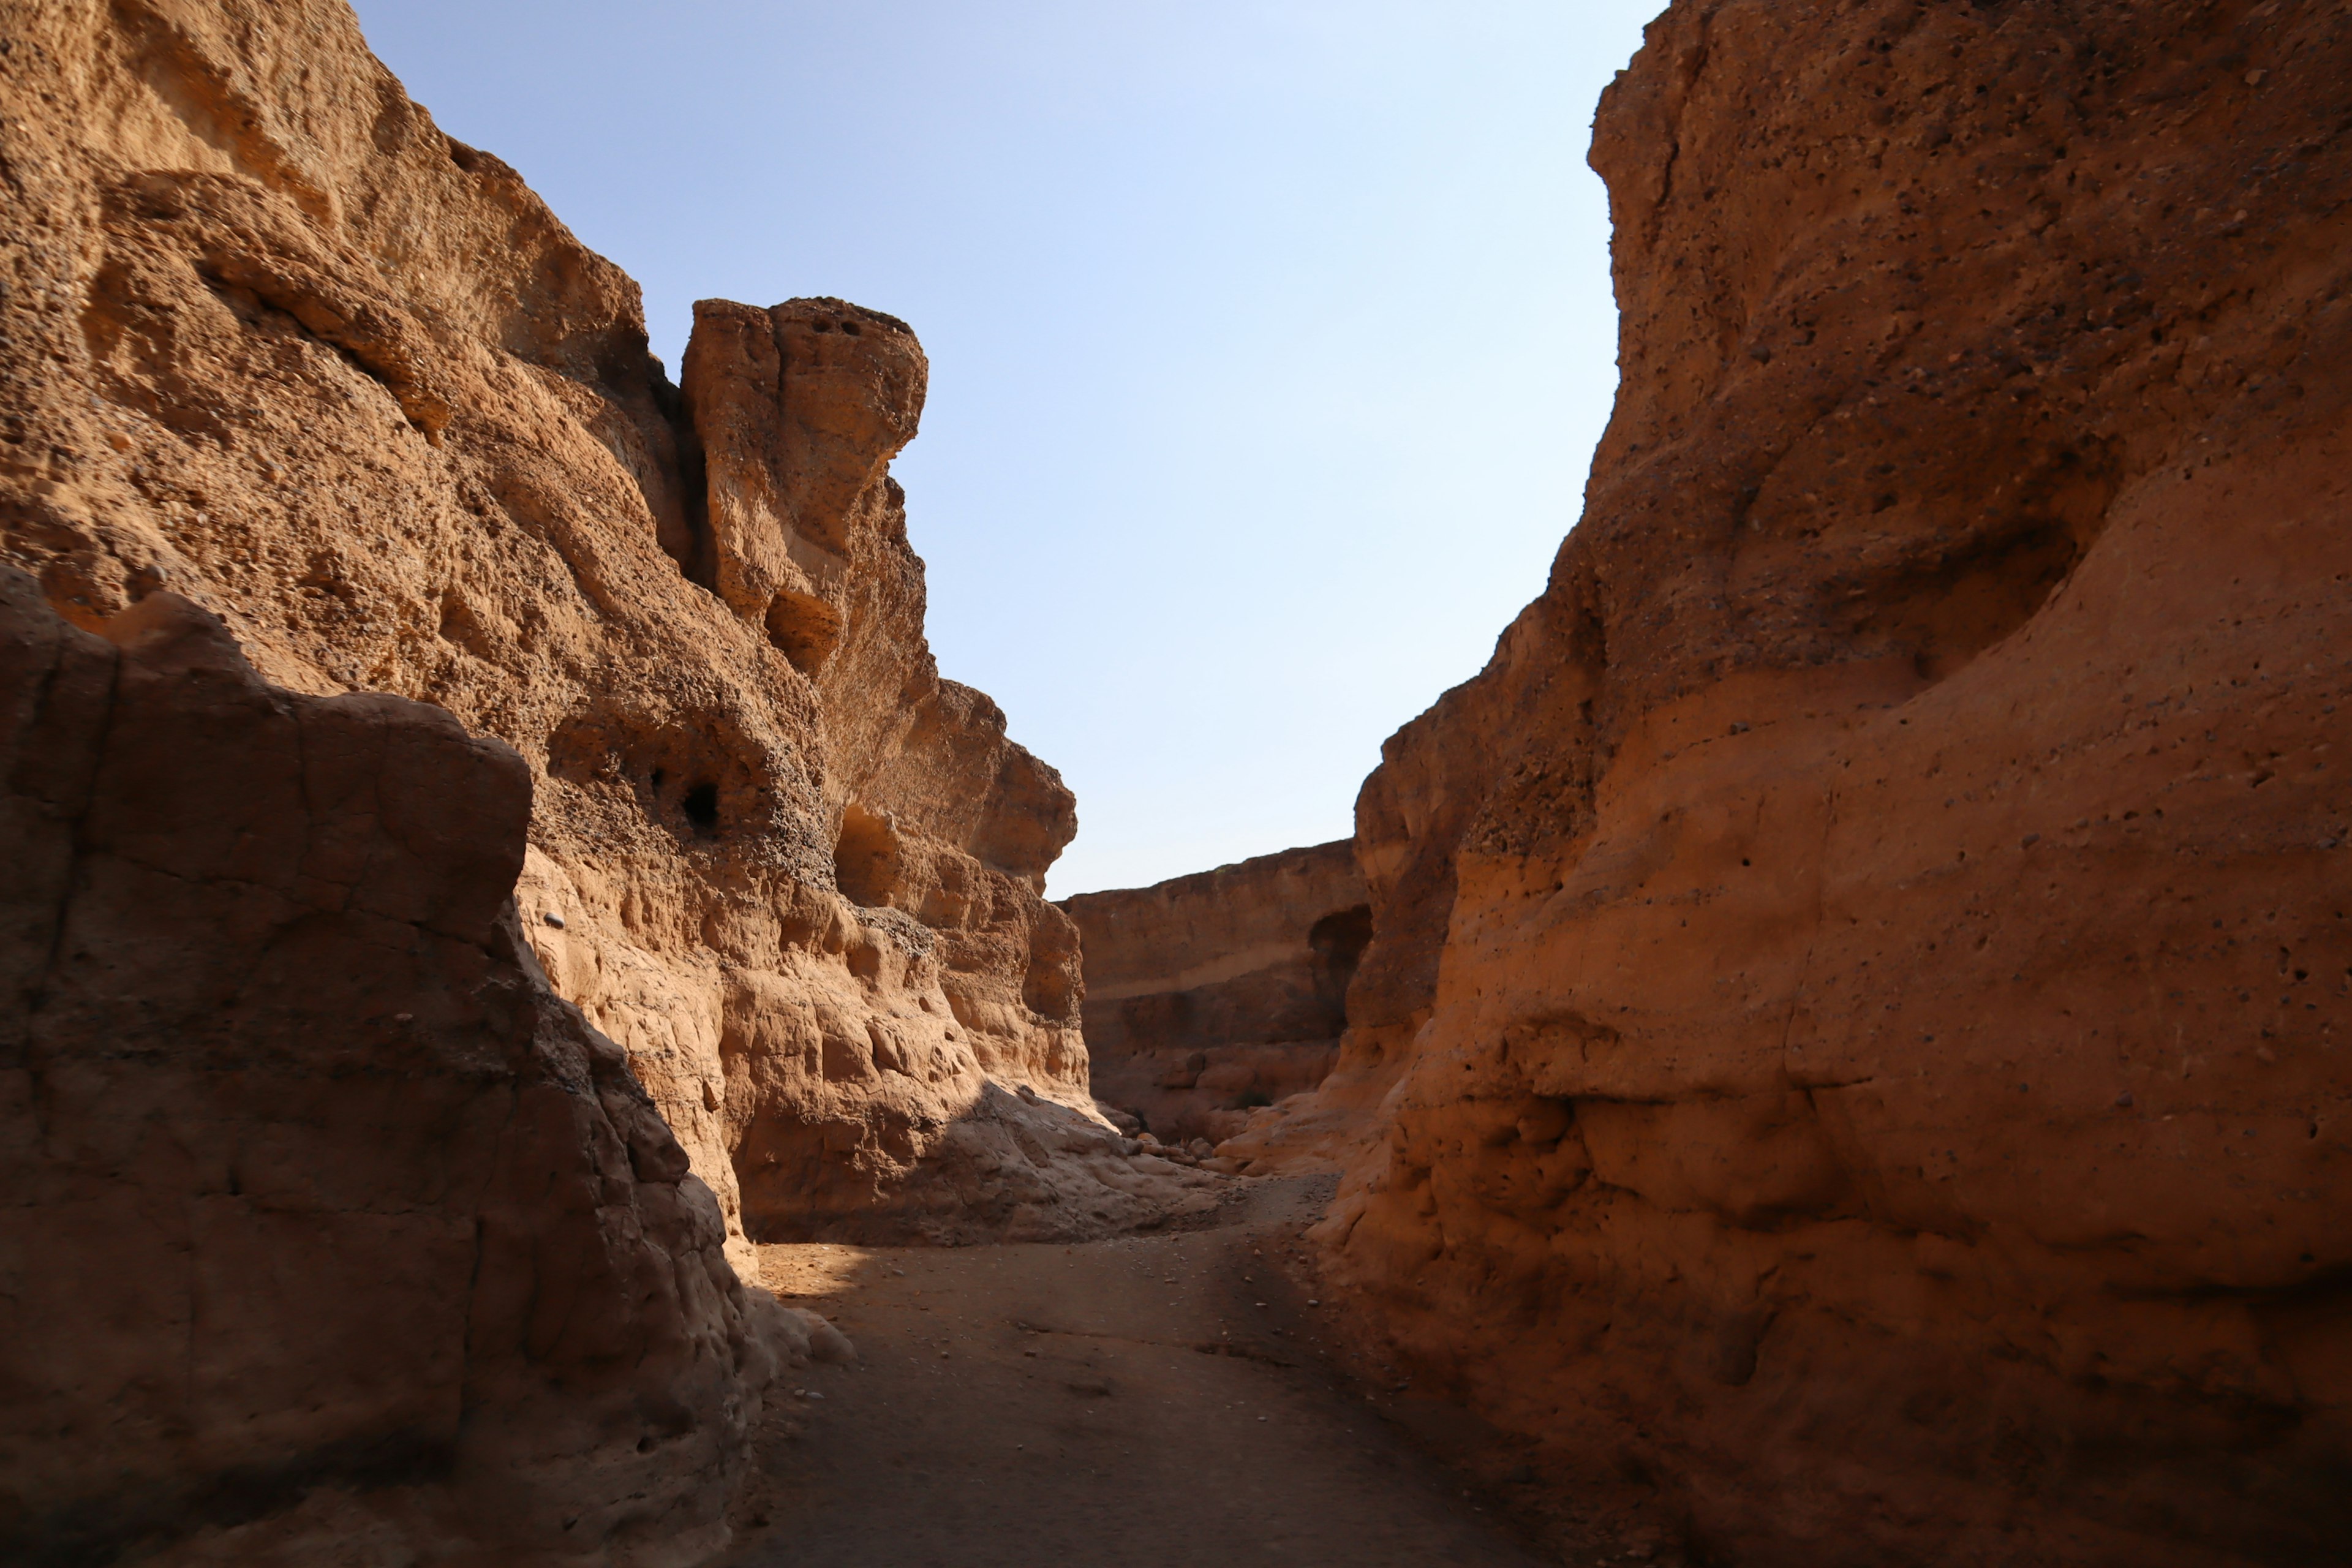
[1241,1,2352,1562]
[0,571,837,1566]
[1061,842,1368,1144]
[0,0,1195,1259]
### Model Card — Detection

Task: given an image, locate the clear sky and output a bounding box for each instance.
[349,0,1666,895]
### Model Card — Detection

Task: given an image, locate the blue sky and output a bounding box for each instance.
[350,0,1665,894]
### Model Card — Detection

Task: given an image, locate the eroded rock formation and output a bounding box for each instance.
[0,571,839,1566]
[1233,1,2352,1561]
[1062,842,1368,1145]
[0,0,1216,1553]
[0,0,1196,1263]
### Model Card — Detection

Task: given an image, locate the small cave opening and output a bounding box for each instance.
[1308,904,1374,1028]
[682,780,721,837]
[545,706,774,853]
[834,804,901,907]
[1834,440,2120,684]
[1022,948,1077,1023]
[765,587,845,677]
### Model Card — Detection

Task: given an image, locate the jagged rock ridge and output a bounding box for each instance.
[0,0,1216,1557]
[1,0,1205,1265]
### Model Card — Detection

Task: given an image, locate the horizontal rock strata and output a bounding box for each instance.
[1236,1,2352,1562]
[1061,842,1368,1146]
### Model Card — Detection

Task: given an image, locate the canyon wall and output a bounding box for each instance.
[1238,0,2352,1562]
[0,571,835,1566]
[1061,841,1368,1144]
[0,0,1191,1254]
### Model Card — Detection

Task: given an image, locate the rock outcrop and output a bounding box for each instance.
[0,0,1194,1264]
[0,0,1215,1554]
[0,571,831,1566]
[1234,1,2352,1561]
[1061,842,1368,1145]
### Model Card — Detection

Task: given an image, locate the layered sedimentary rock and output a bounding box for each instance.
[0,572,837,1566]
[0,0,1196,1262]
[1061,842,1368,1144]
[1241,1,2352,1561]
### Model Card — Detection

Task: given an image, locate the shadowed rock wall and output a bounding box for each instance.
[0,0,1193,1253]
[0,573,831,1566]
[1061,842,1368,1145]
[1230,1,2352,1561]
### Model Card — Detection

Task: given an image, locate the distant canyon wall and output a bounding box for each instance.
[1060,841,1368,1144]
[1226,0,2352,1562]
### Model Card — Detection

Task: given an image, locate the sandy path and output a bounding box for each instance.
[718,1177,1564,1567]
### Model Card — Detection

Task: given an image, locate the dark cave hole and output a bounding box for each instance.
[1310,905,1374,973]
[683,781,720,836]
[1308,904,1374,1026]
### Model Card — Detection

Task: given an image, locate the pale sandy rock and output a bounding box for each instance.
[0,573,819,1565]
[0,0,1199,1556]
[0,0,1163,1267]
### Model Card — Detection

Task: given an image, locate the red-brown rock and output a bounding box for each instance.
[1235,1,2352,1561]
[1061,841,1368,1145]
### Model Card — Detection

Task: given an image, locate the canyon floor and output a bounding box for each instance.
[722,1176,1658,1567]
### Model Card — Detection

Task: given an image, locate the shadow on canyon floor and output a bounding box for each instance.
[719,1177,1676,1567]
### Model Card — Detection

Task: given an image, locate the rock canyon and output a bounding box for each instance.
[1061,841,1369,1148]
[2,0,2347,1564]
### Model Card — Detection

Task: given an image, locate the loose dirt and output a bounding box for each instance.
[719,1177,1578,1567]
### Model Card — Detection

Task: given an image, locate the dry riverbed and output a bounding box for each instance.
[719,1175,1681,1567]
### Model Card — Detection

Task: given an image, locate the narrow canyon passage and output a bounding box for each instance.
[720,1178,1602,1568]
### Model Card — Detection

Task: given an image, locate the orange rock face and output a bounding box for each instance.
[0,0,1188,1256]
[1061,842,1369,1145]
[1237,1,2352,1560]
[0,573,836,1565]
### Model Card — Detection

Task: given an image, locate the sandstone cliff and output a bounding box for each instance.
[0,0,1200,1259]
[0,571,838,1566]
[1234,1,2352,1561]
[1061,842,1368,1145]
